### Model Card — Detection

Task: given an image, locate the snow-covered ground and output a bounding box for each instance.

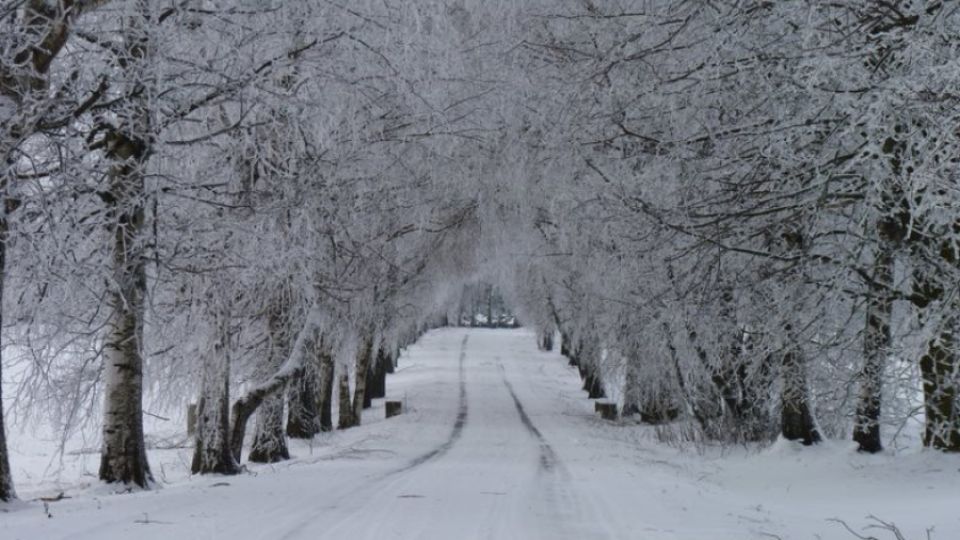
[2,327,959,539]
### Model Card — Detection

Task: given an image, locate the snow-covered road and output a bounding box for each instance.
[277,332,609,540]
[3,328,959,539]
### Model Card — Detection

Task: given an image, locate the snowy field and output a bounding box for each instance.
[2,327,959,539]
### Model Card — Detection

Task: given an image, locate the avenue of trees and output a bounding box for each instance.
[1,0,959,501]
[512,0,960,454]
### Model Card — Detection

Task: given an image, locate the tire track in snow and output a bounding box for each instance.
[498,357,612,540]
[498,362,558,472]
[390,333,469,473]
[278,333,470,540]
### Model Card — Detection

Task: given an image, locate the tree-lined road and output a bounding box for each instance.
[280,332,610,540]
[4,329,957,540]
[4,330,617,539]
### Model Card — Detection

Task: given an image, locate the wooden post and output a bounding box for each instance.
[385,401,402,419]
[595,401,618,421]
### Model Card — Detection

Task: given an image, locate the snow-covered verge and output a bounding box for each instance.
[2,328,958,539]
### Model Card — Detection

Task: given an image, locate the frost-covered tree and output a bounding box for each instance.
[1,0,114,500]
[6,0,960,501]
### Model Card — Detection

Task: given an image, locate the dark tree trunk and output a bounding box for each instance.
[919,322,960,452]
[911,229,960,451]
[854,245,894,453]
[230,396,255,464]
[378,358,388,397]
[695,288,773,442]
[567,338,580,367]
[369,349,388,399]
[228,305,319,464]
[230,365,303,464]
[248,391,290,463]
[362,366,374,409]
[781,349,822,445]
[733,351,776,442]
[578,338,603,396]
[664,323,712,431]
[351,334,374,423]
[385,346,397,374]
[0,221,13,501]
[560,332,572,358]
[191,314,239,475]
[584,367,605,399]
[248,303,291,463]
[337,370,355,429]
[539,331,554,351]
[486,286,494,328]
[191,393,237,474]
[0,371,11,502]
[286,353,320,439]
[621,357,641,417]
[684,326,726,435]
[317,346,335,432]
[0,359,11,501]
[909,246,960,451]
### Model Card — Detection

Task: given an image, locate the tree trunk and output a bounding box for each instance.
[318,346,334,432]
[228,303,321,464]
[370,349,388,399]
[0,159,17,502]
[919,320,960,452]
[684,326,727,436]
[99,248,152,486]
[853,244,894,453]
[248,391,290,463]
[0,218,13,501]
[385,347,396,374]
[248,303,291,463]
[98,122,152,485]
[578,338,606,399]
[781,349,822,445]
[910,243,960,451]
[286,351,320,439]
[621,357,641,417]
[191,311,238,474]
[664,323,710,429]
[584,367,605,399]
[362,368,374,409]
[351,334,374,424]
[337,370,355,429]
[0,362,11,501]
[538,330,554,351]
[230,364,302,464]
[734,349,776,442]
[1,82,17,504]
[97,2,155,490]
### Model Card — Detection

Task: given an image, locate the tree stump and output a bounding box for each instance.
[595,401,618,421]
[385,401,403,419]
[640,403,680,425]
